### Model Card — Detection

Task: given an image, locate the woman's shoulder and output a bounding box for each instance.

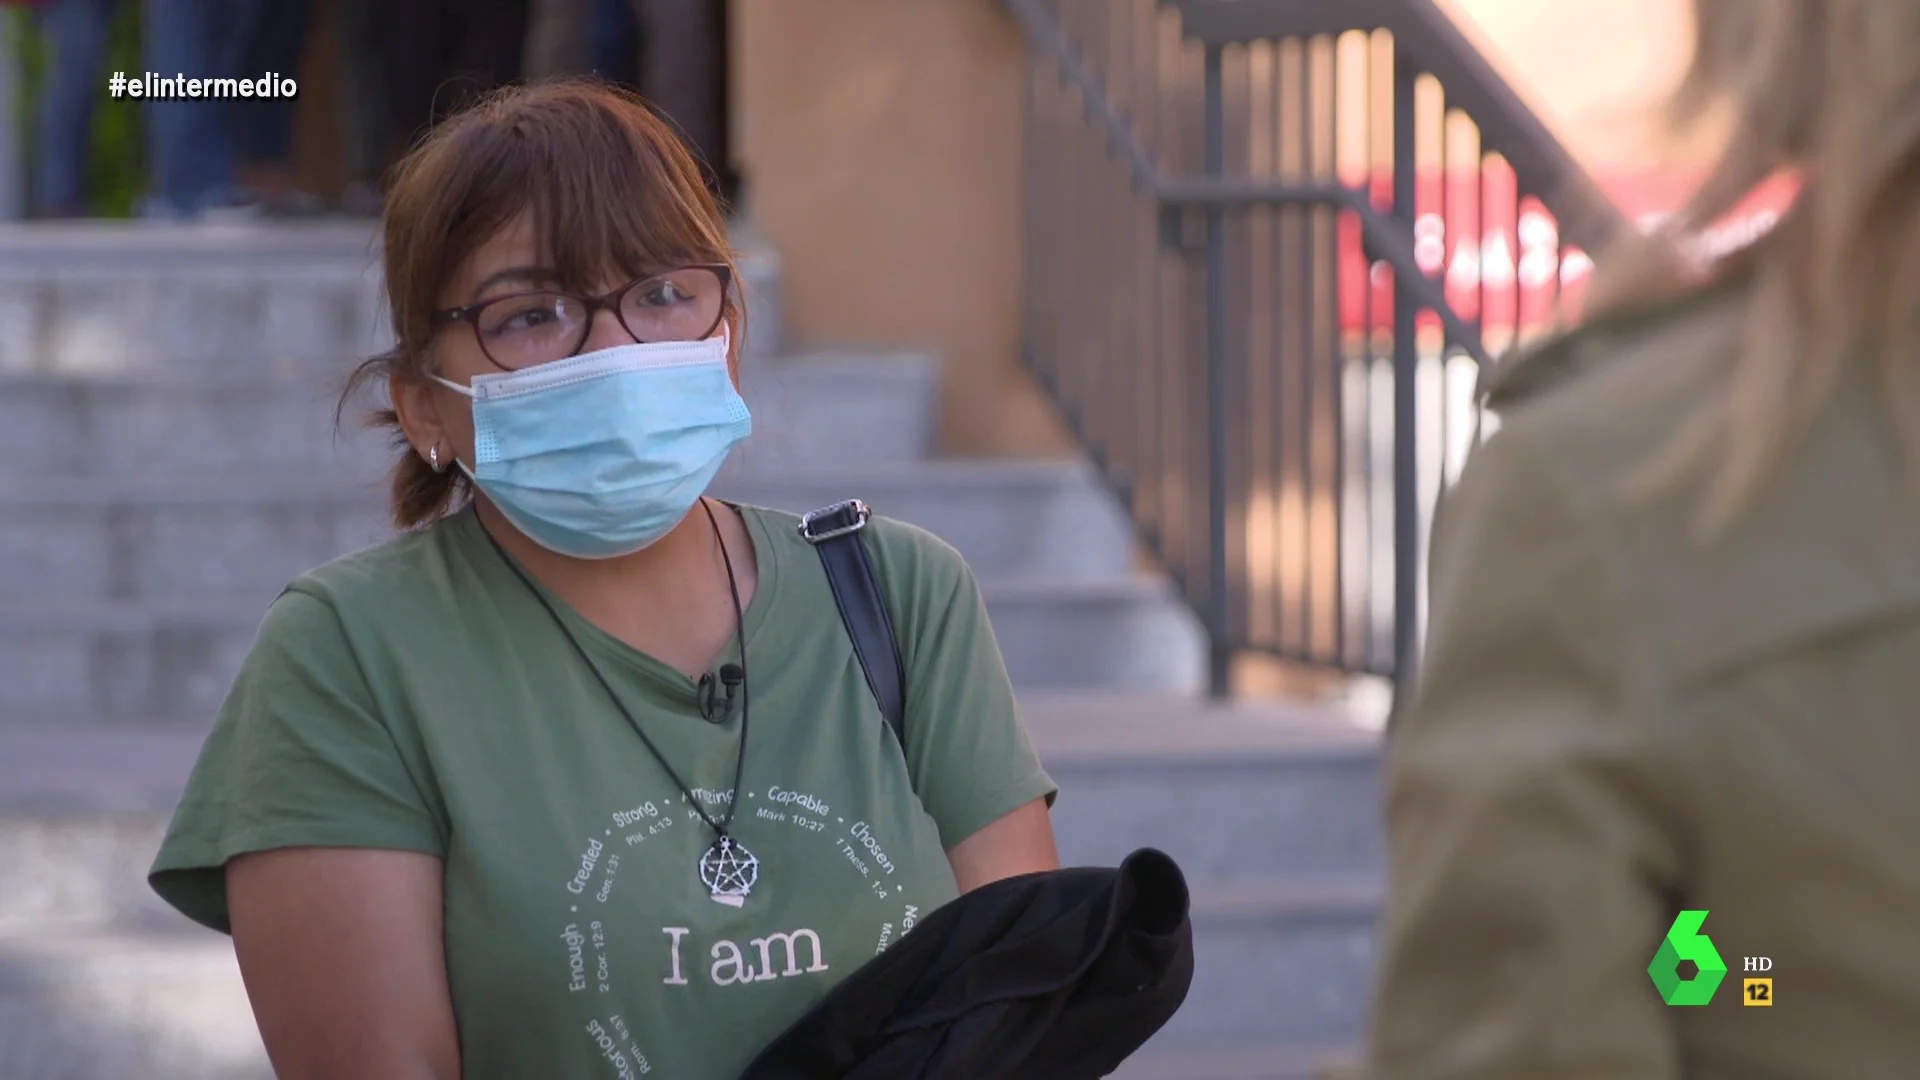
[1481,274,1752,424]
[276,511,475,625]
[1462,271,1917,686]
[1465,276,1752,516]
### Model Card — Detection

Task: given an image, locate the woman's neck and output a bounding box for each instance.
[472,494,751,655]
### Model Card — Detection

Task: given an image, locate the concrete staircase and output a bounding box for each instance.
[0,223,1380,1079]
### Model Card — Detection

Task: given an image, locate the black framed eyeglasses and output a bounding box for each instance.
[430,263,733,371]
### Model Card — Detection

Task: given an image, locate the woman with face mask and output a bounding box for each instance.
[146,80,1060,1079]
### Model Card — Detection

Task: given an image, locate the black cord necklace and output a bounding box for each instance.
[479,499,759,906]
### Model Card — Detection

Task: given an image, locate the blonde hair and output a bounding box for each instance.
[1588,0,1920,534]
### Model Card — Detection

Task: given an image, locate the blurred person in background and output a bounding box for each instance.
[628,0,733,209]
[142,0,325,219]
[333,0,387,215]
[226,0,323,216]
[29,0,328,219]
[140,0,246,217]
[380,0,530,169]
[1367,0,1920,1076]
[524,0,735,210]
[590,0,638,83]
[524,0,588,78]
[27,0,113,218]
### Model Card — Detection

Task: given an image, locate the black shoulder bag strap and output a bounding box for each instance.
[798,500,908,750]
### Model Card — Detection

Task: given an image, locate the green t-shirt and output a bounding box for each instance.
[150,503,1057,1079]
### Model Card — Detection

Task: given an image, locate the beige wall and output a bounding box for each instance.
[733,0,1072,458]
[731,0,1694,458]
[1439,0,1694,172]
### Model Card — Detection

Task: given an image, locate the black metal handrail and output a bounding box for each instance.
[1017,0,1496,359]
[1008,0,1625,695]
[1166,0,1619,254]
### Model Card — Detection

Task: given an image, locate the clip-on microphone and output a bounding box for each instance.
[697,663,746,724]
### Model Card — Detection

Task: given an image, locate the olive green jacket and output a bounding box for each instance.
[1366,279,1920,1077]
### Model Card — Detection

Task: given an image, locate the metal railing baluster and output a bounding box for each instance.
[1003,0,1623,694]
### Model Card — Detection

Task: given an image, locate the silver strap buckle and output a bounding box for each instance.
[797,499,872,544]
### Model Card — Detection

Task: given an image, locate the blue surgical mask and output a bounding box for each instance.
[435,332,750,559]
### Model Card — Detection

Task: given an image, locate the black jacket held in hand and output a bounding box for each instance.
[740,847,1194,1080]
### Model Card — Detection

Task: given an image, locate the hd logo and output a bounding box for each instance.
[1648,910,1728,1005]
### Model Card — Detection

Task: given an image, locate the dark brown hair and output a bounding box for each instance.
[342,78,742,530]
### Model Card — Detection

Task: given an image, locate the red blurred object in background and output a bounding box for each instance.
[1335,165,1799,345]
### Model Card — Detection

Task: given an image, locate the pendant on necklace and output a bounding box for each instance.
[699,835,759,908]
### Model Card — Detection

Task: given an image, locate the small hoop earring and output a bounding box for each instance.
[429,446,444,474]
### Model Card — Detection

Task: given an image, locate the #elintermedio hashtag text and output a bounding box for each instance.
[107,72,299,100]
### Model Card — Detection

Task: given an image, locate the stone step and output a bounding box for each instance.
[0,697,1380,1066]
[0,725,202,937]
[0,900,1363,1080]
[0,578,1203,722]
[1028,693,1382,884]
[0,877,1371,1068]
[1158,881,1377,1051]
[991,578,1206,693]
[0,221,784,376]
[0,372,394,483]
[717,461,1139,583]
[1028,695,1380,1053]
[0,925,271,1080]
[0,352,932,487]
[0,482,394,608]
[0,236,387,380]
[0,461,1139,606]
[0,891,1369,1080]
[730,348,939,468]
